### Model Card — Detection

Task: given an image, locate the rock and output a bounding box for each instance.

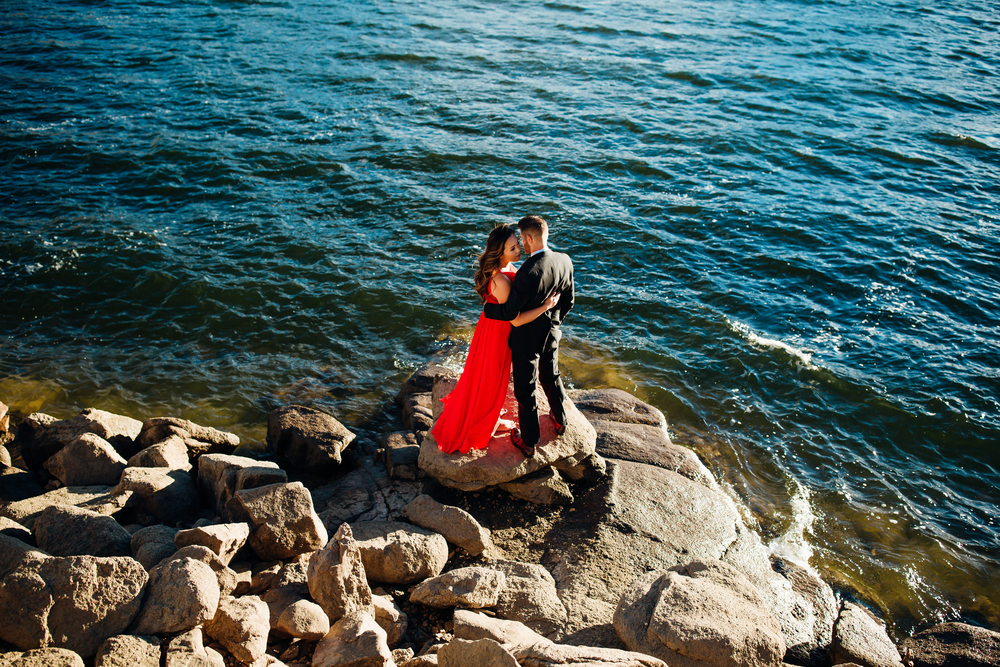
[130,525,178,570]
[829,602,903,667]
[308,523,374,623]
[398,656,438,667]
[127,435,192,471]
[195,454,283,517]
[42,433,127,486]
[163,629,216,667]
[410,567,506,609]
[312,611,394,667]
[1,445,11,467]
[568,389,666,428]
[392,648,415,665]
[403,393,434,432]
[453,610,667,666]
[18,410,142,471]
[0,533,49,579]
[383,432,422,480]
[764,556,837,666]
[33,505,131,557]
[94,635,161,667]
[231,482,328,561]
[372,594,407,648]
[588,419,714,487]
[312,458,423,528]
[437,638,518,667]
[614,560,786,667]
[401,495,492,556]
[552,452,607,483]
[0,516,34,545]
[174,523,249,565]
[167,545,240,597]
[491,560,568,639]
[396,364,457,408]
[0,467,45,505]
[499,467,574,505]
[131,557,221,635]
[4,647,85,667]
[0,555,147,657]
[899,622,1000,667]
[419,380,597,492]
[275,598,330,641]
[267,405,356,471]
[135,418,239,460]
[113,467,199,526]
[203,595,270,664]
[352,521,448,585]
[1,485,131,531]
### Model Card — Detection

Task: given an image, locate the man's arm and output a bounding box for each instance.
[483,275,530,321]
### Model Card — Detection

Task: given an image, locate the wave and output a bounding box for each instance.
[726,318,820,372]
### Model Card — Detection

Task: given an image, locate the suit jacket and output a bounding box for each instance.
[483,249,574,349]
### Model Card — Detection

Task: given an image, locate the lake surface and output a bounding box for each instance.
[2,0,998,638]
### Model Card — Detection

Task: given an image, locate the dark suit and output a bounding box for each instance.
[483,249,574,448]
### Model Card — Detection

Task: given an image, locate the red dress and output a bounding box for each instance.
[432,269,515,454]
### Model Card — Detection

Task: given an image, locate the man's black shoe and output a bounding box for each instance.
[510,428,535,458]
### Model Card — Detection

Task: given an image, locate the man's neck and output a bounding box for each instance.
[530,246,548,257]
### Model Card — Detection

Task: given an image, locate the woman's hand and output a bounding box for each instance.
[545,292,561,310]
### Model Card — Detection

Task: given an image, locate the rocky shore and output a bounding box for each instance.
[1,363,997,667]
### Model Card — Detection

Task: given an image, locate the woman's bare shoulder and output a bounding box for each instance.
[491,272,513,303]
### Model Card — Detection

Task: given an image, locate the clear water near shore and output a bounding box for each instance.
[2,0,998,639]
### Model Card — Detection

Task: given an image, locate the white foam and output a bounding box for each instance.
[769,477,817,571]
[728,318,819,371]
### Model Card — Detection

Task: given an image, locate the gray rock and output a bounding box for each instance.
[499,467,574,505]
[765,556,837,666]
[202,595,269,664]
[1,485,129,531]
[130,525,178,570]
[0,517,34,545]
[403,392,434,432]
[307,522,373,623]
[94,635,161,667]
[899,622,1000,667]
[131,557,221,635]
[568,388,667,428]
[195,454,282,517]
[491,560,568,639]
[0,533,48,581]
[4,647,85,667]
[410,567,506,609]
[0,555,147,658]
[0,445,11,467]
[312,611,394,667]
[396,364,457,407]
[588,419,714,487]
[166,545,240,597]
[419,379,597,492]
[113,467,199,526]
[438,638,518,667]
[383,431,422,480]
[135,418,239,459]
[231,481,328,561]
[33,505,131,557]
[830,602,903,667]
[127,435,192,471]
[352,521,448,585]
[313,458,423,528]
[401,495,492,556]
[275,598,330,641]
[18,410,142,472]
[174,523,249,565]
[372,594,407,648]
[42,433,127,487]
[267,405,355,471]
[163,629,215,667]
[552,452,607,483]
[614,559,786,667]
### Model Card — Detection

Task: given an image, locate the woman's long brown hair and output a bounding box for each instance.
[473,224,515,302]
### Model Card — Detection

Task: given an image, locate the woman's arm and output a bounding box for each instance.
[511,292,560,327]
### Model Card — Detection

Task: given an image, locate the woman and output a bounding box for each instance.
[432,224,560,455]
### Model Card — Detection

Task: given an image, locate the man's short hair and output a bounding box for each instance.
[518,215,548,237]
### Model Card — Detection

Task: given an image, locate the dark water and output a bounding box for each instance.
[2,0,998,638]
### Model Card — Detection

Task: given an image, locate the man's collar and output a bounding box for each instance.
[530,246,548,257]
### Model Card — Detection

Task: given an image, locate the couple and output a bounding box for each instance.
[432,215,575,458]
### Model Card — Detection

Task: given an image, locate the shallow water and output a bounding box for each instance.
[2,0,998,638]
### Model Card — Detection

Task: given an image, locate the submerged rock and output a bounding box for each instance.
[899,622,1000,667]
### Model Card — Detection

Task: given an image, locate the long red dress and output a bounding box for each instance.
[432,269,515,454]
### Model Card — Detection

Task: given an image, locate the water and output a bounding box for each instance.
[2,0,998,639]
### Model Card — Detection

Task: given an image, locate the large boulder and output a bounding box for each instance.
[401,494,492,556]
[131,557,221,635]
[33,505,131,558]
[419,379,597,492]
[94,635,161,667]
[410,567,506,609]
[614,560,786,667]
[173,523,249,566]
[0,532,48,580]
[0,485,133,531]
[127,435,192,471]
[491,560,568,639]
[899,622,1000,667]
[438,638,518,667]
[113,467,199,526]
[229,482,328,561]
[312,611,394,667]
[568,389,666,428]
[829,602,903,667]
[312,458,424,529]
[264,583,330,641]
[352,521,448,585]
[166,545,240,597]
[203,595,269,664]
[267,405,356,471]
[2,647,86,666]
[18,410,142,471]
[135,418,239,461]
[0,555,147,658]
[195,454,284,517]
[307,523,373,623]
[42,433,128,486]
[499,466,574,505]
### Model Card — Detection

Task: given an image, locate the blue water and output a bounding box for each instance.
[2,0,998,637]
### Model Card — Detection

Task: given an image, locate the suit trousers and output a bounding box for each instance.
[511,322,568,448]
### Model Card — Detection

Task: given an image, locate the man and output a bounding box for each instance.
[483,215,575,457]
